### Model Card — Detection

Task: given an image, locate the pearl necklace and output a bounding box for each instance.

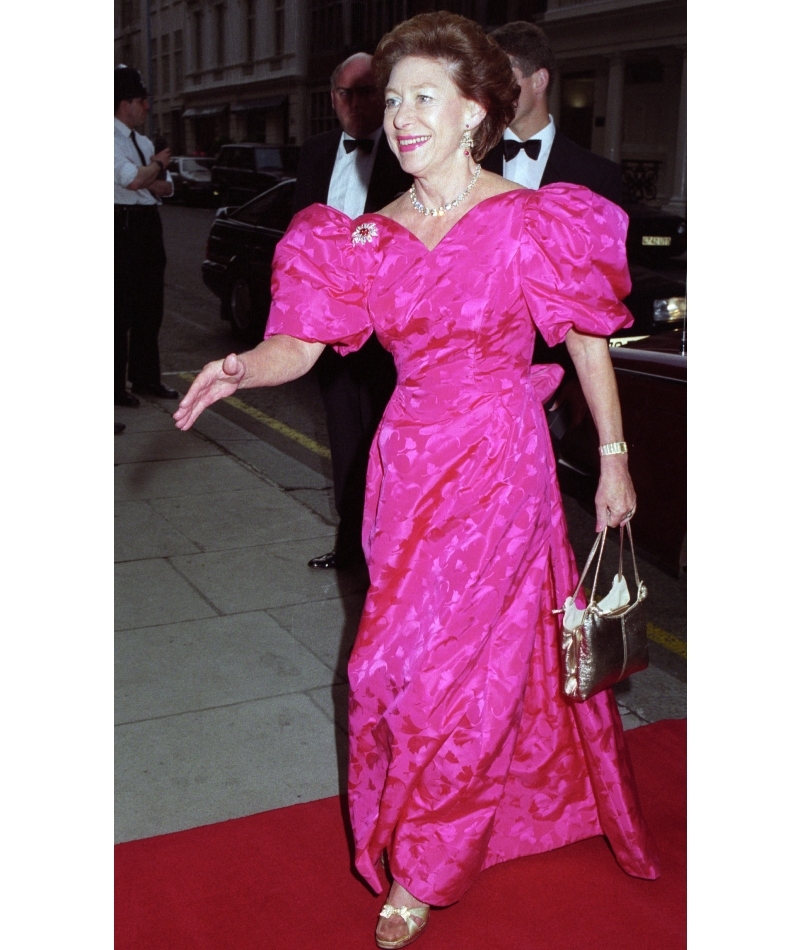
[409,165,482,217]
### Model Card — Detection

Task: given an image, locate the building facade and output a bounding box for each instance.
[114,0,685,210]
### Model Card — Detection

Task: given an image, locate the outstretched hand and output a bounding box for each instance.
[173,353,245,430]
[594,459,637,531]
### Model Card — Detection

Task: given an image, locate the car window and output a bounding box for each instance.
[232,181,295,230]
[219,147,250,169]
[254,147,282,171]
[181,158,208,174]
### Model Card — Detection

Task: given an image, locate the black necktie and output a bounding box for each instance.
[344,137,374,155]
[503,139,542,162]
[130,130,148,165]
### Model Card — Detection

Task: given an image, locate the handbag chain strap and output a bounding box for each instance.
[570,521,642,607]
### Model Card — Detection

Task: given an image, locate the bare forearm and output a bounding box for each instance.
[565,328,636,527]
[238,335,325,388]
[148,179,174,198]
[564,329,625,444]
[128,161,162,190]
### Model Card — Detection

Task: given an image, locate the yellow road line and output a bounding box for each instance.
[647,622,686,659]
[177,372,332,459]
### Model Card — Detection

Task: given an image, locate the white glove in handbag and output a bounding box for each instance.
[558,522,649,702]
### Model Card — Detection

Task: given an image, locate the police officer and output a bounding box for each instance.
[114,65,178,407]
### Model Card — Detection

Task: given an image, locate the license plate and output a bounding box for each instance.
[642,236,672,246]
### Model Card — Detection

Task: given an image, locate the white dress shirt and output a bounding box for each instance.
[501,115,556,190]
[114,116,173,205]
[326,127,382,219]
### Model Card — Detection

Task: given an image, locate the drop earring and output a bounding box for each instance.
[460,128,474,156]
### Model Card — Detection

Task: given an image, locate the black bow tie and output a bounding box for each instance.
[344,137,374,154]
[503,139,542,162]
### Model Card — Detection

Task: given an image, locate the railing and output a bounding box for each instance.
[621,160,662,203]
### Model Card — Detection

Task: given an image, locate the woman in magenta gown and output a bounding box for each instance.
[176,12,659,948]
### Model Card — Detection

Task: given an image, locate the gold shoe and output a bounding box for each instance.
[375,903,430,949]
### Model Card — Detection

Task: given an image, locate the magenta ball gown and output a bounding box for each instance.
[265,184,660,906]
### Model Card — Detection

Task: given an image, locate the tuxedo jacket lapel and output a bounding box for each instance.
[292,128,341,213]
[365,133,412,213]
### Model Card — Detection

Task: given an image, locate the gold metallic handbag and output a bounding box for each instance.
[558,522,649,702]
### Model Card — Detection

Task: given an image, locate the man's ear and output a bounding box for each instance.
[533,68,550,97]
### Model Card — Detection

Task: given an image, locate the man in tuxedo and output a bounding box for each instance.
[293,53,411,570]
[485,21,623,205]
[486,22,625,413]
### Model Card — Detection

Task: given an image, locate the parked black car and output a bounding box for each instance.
[550,328,687,574]
[202,180,295,340]
[624,203,687,266]
[202,178,686,343]
[210,144,300,207]
[164,157,220,205]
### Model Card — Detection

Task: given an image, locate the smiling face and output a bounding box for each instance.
[383,56,485,179]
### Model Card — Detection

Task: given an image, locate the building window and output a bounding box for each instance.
[161,34,171,95]
[245,0,255,62]
[310,88,337,136]
[311,1,342,54]
[407,0,476,17]
[150,38,158,95]
[275,0,285,57]
[174,30,184,91]
[193,10,203,73]
[215,5,226,69]
[120,0,135,29]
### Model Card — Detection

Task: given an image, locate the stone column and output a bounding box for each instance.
[604,54,625,163]
[663,49,687,216]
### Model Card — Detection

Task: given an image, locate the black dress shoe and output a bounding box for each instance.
[308,551,338,569]
[115,422,126,435]
[131,383,179,399]
[115,391,140,408]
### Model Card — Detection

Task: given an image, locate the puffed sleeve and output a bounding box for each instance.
[265,204,378,354]
[520,184,634,346]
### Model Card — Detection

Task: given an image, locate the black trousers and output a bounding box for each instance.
[115,205,167,395]
[317,334,396,563]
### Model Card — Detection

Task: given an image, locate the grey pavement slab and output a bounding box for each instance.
[115,693,342,842]
[113,427,223,464]
[115,500,200,561]
[116,612,336,723]
[268,589,367,682]
[168,537,368,615]
[613,664,687,725]
[115,558,218,630]
[307,682,350,734]
[150,486,328,552]
[286,487,337,524]
[216,436,332,492]
[190,408,264,444]
[114,400,180,431]
[115,454,268,501]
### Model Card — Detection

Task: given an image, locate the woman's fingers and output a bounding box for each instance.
[595,467,636,530]
[173,355,244,430]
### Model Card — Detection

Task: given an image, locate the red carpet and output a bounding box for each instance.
[116,719,686,949]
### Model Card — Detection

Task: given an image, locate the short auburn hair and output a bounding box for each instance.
[372,12,519,163]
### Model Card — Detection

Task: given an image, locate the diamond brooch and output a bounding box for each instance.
[351,222,379,245]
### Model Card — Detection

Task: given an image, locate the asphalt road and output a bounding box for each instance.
[156,202,686,684]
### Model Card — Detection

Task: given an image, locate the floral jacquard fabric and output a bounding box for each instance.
[266,185,660,906]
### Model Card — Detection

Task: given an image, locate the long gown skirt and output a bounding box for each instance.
[347,386,660,907]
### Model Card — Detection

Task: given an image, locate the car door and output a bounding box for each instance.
[239,180,296,314]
